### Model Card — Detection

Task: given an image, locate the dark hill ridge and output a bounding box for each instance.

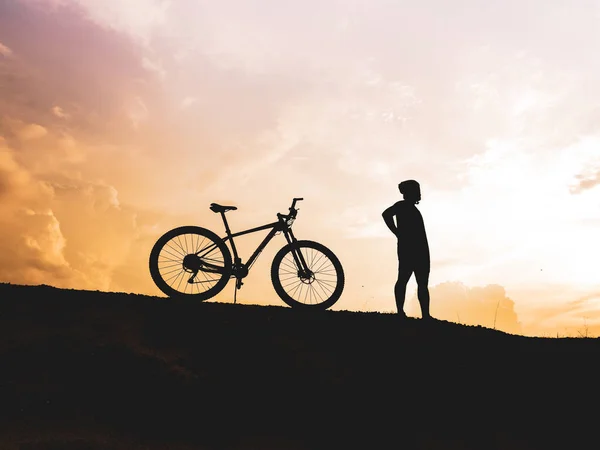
[0,282,598,450]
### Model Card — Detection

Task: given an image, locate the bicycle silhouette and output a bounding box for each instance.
[149,198,345,309]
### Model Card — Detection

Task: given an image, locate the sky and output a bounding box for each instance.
[1,0,600,337]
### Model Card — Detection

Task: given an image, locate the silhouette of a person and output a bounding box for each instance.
[382,179,432,320]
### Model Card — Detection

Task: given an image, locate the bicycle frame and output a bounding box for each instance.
[195,210,307,279]
[221,212,296,270]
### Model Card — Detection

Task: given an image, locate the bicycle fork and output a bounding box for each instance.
[285,230,312,280]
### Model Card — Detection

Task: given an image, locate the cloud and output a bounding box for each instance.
[406,281,522,335]
[570,166,600,194]
[516,290,600,337]
[15,123,47,141]
[0,0,184,204]
[0,118,164,292]
[51,105,70,119]
[0,135,75,286]
[127,97,149,128]
[142,56,166,79]
[0,0,159,138]
[0,41,12,57]
[72,0,171,46]
[180,96,196,109]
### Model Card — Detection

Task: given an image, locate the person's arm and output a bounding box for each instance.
[382,205,398,236]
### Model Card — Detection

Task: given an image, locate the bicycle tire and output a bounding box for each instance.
[270,240,344,310]
[149,226,232,299]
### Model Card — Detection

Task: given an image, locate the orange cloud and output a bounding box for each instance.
[571,167,600,194]
[51,106,70,119]
[406,282,522,335]
[517,292,600,337]
[0,135,75,286]
[0,116,166,292]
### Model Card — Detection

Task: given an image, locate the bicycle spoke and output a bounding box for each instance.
[196,267,213,292]
[157,260,183,270]
[163,269,184,285]
[173,269,185,292]
[280,258,297,271]
[164,243,185,260]
[172,235,186,256]
[314,278,333,295]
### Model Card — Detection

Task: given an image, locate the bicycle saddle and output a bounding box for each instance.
[209,203,238,213]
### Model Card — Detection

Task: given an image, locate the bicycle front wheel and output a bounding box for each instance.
[271,240,344,310]
[149,226,232,299]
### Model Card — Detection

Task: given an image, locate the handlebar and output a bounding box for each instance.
[291,197,303,210]
[277,198,303,222]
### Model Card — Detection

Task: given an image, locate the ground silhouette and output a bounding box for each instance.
[0,283,598,450]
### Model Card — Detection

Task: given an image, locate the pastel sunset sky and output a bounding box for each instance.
[1,0,599,336]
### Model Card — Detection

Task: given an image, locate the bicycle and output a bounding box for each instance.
[149,198,345,309]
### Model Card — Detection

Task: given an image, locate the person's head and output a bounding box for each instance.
[398,179,421,204]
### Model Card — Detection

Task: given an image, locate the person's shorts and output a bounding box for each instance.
[397,255,430,275]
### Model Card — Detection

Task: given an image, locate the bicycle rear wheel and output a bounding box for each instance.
[271,240,344,310]
[149,226,232,299]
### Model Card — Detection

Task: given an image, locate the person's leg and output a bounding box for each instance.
[414,268,431,319]
[395,264,413,316]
